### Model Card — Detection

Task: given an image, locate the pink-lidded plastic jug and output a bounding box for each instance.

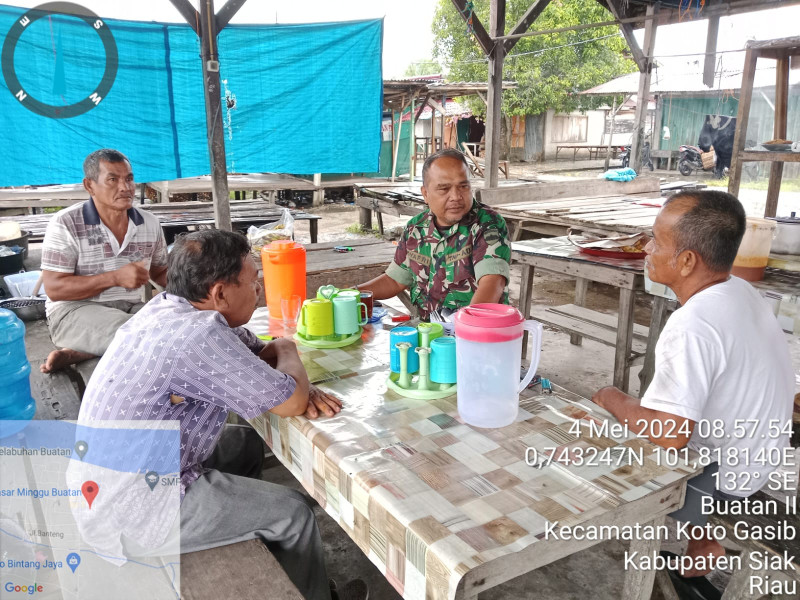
[453,304,542,428]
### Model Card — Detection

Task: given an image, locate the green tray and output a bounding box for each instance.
[386,372,457,400]
[294,329,362,349]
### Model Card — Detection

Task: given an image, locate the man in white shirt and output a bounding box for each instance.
[591,190,794,577]
[39,149,168,372]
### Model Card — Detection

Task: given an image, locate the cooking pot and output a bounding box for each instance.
[769,213,800,255]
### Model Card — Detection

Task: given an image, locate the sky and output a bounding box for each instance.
[3,1,800,79]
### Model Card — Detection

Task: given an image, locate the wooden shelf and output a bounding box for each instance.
[740,151,800,163]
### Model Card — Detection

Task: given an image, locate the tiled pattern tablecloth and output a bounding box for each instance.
[248,327,697,600]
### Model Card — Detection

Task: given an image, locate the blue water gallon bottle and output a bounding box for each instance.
[0,308,36,424]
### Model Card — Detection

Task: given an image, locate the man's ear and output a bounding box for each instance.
[83,178,95,196]
[678,249,698,277]
[421,185,429,204]
[207,281,228,311]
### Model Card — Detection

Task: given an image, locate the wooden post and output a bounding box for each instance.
[390,107,396,182]
[485,0,506,189]
[728,47,758,199]
[604,97,617,171]
[631,3,657,173]
[391,97,406,182]
[199,0,232,230]
[703,17,720,89]
[765,55,790,218]
[409,95,416,179]
[441,95,447,149]
[312,173,323,207]
[430,100,437,156]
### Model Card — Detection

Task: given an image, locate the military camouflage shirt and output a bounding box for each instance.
[386,200,511,319]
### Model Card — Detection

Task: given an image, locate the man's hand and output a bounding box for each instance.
[304,385,342,419]
[591,386,618,411]
[113,262,150,289]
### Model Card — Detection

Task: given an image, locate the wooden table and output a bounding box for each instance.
[305,239,397,296]
[556,145,621,161]
[0,200,321,243]
[245,323,700,600]
[513,237,672,396]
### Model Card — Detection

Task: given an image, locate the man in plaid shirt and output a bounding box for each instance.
[40,149,168,372]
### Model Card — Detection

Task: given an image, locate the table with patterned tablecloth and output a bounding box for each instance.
[248,325,700,600]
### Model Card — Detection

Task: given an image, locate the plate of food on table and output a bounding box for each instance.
[567,231,649,259]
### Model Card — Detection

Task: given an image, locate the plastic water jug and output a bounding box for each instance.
[453,304,542,428]
[261,240,306,319]
[0,308,36,426]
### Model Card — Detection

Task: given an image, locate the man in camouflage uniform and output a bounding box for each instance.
[358,149,510,319]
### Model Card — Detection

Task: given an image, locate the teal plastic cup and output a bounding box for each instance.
[430,336,457,384]
[390,327,419,373]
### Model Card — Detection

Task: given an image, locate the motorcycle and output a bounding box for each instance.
[618,141,654,171]
[677,144,704,176]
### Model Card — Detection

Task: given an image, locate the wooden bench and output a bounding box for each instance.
[531,303,648,366]
[555,144,620,161]
[182,539,302,599]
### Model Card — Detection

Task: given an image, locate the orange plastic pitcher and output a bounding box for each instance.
[261,240,306,319]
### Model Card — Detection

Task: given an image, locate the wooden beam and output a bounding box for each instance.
[630,3,657,173]
[414,92,430,123]
[450,0,494,56]
[409,95,416,180]
[169,0,200,34]
[215,0,248,31]
[427,97,446,115]
[484,0,505,189]
[765,55,790,218]
[503,0,550,54]
[606,0,645,72]
[476,90,487,107]
[199,0,232,231]
[703,16,720,88]
[728,47,758,199]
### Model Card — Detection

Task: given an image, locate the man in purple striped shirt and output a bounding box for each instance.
[79,230,357,600]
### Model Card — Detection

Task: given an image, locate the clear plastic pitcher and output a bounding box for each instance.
[453,304,542,428]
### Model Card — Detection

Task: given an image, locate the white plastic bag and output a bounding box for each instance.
[247,208,294,255]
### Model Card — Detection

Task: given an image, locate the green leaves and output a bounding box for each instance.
[432,0,636,116]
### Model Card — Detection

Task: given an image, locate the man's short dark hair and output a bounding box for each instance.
[664,190,746,272]
[421,149,470,186]
[167,230,251,302]
[83,149,130,181]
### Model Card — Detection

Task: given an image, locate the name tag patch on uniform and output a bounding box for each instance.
[407,251,432,267]
[445,246,472,264]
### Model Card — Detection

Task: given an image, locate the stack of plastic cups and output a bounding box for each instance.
[430,337,457,384]
[390,327,419,374]
[0,308,35,438]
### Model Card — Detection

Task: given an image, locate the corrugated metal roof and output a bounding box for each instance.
[582,65,800,95]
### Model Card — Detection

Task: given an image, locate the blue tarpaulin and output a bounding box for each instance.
[0,5,383,186]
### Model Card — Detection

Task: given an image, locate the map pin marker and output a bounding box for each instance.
[81,481,98,509]
[74,441,88,461]
[145,471,159,492]
[66,553,80,573]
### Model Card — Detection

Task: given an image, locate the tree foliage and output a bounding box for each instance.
[432,0,636,116]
